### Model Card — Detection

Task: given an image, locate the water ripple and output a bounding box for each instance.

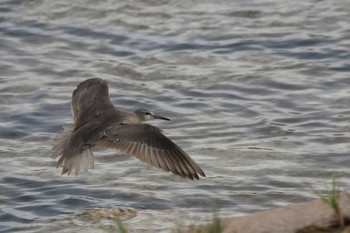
[1,0,350,232]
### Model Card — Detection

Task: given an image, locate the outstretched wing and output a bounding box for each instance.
[71,78,114,128]
[92,123,205,180]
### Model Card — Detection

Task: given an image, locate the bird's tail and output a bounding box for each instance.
[51,124,94,176]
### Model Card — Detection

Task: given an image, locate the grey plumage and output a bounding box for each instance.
[51,78,205,180]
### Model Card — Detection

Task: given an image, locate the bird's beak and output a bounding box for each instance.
[152,114,170,121]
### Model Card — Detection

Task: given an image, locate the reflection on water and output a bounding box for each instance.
[1,0,350,232]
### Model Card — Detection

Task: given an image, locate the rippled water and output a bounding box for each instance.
[1,0,350,232]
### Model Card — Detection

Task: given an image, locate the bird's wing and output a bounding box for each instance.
[92,123,205,180]
[71,78,114,127]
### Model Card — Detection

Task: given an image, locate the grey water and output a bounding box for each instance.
[0,0,350,232]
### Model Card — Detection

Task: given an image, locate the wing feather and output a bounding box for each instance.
[93,123,205,180]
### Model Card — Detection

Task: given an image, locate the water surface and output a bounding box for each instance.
[1,0,350,232]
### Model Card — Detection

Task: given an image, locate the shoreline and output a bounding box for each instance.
[181,195,350,233]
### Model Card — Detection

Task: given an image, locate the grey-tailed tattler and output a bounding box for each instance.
[52,78,205,180]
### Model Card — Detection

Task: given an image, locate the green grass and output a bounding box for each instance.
[175,212,222,233]
[208,212,222,233]
[100,211,222,233]
[311,174,344,226]
[99,211,128,233]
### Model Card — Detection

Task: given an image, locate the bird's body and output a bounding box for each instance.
[52,78,205,180]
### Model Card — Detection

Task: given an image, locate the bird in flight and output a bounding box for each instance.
[52,78,205,180]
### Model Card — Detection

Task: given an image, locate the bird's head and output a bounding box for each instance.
[134,108,170,122]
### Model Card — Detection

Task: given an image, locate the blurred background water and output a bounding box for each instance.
[0,0,350,232]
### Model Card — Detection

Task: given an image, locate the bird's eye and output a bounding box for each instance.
[144,111,151,115]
